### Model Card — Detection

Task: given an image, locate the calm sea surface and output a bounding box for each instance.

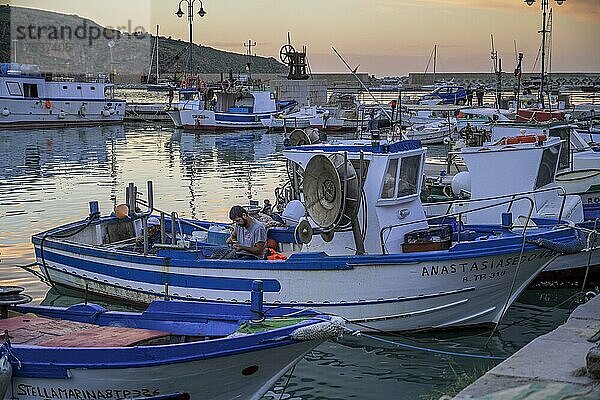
[0,105,591,398]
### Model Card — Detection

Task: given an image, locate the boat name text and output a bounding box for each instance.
[16,384,160,400]
[421,250,555,278]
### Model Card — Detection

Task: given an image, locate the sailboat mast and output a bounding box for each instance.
[433,44,437,83]
[156,25,160,82]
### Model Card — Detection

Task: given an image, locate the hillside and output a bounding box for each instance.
[0,5,286,78]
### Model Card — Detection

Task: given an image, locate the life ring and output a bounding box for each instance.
[45,99,52,109]
[221,80,230,91]
[198,80,207,92]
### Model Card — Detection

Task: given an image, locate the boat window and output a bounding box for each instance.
[380,159,398,199]
[77,86,82,90]
[6,81,23,96]
[62,86,68,90]
[91,86,96,90]
[23,83,39,98]
[397,155,421,197]
[535,144,560,189]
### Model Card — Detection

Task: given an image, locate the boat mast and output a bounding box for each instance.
[156,25,160,82]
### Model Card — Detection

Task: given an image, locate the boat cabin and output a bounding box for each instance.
[282,139,429,255]
[449,136,584,225]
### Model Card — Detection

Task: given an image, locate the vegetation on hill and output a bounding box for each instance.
[0,5,286,77]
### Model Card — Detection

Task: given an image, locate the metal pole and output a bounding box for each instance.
[539,0,548,108]
[188,1,194,75]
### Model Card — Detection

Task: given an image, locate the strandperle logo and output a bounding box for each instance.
[14,19,149,46]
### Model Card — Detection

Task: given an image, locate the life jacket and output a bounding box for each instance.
[265,248,287,261]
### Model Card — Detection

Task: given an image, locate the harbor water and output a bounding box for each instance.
[0,123,591,399]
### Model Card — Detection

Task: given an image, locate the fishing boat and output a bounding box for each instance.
[0,285,343,400]
[261,105,319,131]
[28,133,583,332]
[490,119,600,220]
[422,134,599,272]
[166,77,296,130]
[0,63,125,129]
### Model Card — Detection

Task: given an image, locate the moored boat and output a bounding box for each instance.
[0,63,125,129]
[29,136,583,332]
[0,285,343,400]
[166,77,296,130]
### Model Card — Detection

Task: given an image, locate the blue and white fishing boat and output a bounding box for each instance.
[0,63,125,129]
[490,119,600,220]
[30,136,582,332]
[166,80,296,130]
[422,135,599,272]
[0,285,343,400]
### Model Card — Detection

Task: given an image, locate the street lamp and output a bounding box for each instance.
[524,0,565,108]
[176,0,206,75]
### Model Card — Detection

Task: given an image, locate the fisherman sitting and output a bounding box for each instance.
[224,206,267,260]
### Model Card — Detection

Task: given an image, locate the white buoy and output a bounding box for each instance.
[1,108,9,117]
[101,109,110,117]
[451,171,471,196]
[58,110,66,119]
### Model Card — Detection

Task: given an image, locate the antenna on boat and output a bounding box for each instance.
[331,47,391,123]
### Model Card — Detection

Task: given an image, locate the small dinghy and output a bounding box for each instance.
[0,285,344,400]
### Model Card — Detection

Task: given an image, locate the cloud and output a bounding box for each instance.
[373,0,600,22]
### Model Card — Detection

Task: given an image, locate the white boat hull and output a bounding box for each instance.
[0,98,125,128]
[38,247,558,332]
[5,341,317,400]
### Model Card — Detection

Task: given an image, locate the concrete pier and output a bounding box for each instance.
[454,294,600,399]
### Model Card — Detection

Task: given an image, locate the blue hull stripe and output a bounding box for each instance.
[41,251,282,292]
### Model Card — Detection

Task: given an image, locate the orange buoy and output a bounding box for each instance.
[45,99,52,109]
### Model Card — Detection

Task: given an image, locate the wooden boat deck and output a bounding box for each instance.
[0,315,170,347]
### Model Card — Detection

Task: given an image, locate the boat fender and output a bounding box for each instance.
[0,351,13,400]
[45,99,52,109]
[290,316,346,341]
[1,108,9,117]
[80,104,87,117]
[58,110,66,119]
[101,109,110,117]
[527,230,586,255]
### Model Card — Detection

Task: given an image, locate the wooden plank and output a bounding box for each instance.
[37,326,169,347]
[1,315,169,347]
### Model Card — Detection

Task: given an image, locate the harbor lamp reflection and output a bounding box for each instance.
[176,0,207,75]
[523,0,566,108]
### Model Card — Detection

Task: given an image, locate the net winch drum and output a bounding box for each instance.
[303,154,360,231]
[288,128,320,147]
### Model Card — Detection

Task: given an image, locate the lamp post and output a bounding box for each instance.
[524,0,565,108]
[176,0,206,75]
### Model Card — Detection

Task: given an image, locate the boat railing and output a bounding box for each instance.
[432,185,569,223]
[381,193,545,255]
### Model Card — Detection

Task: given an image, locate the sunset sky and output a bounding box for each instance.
[8,0,600,76]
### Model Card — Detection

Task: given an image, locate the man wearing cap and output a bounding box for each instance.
[226,206,267,260]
